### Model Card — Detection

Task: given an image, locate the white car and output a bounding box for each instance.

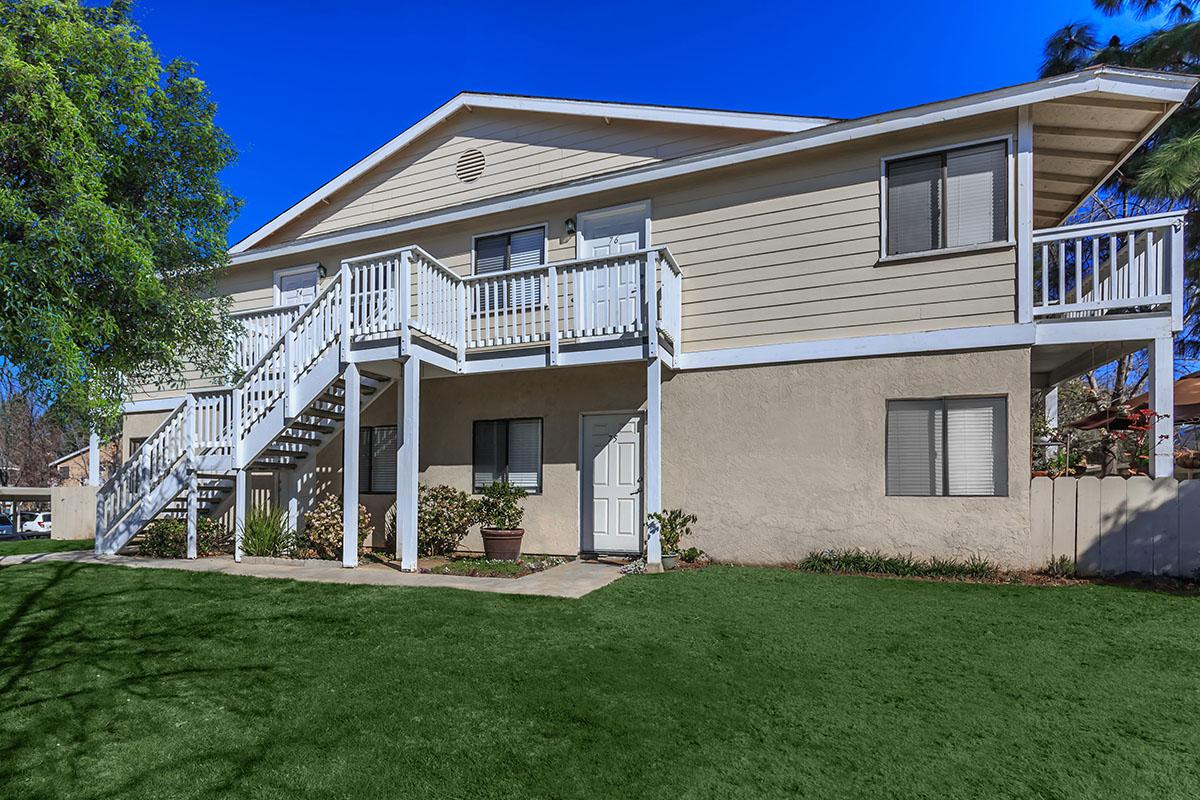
[21,512,51,537]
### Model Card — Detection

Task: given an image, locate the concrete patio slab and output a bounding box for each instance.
[0,551,625,598]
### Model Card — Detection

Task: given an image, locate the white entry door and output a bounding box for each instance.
[275,265,319,307]
[581,413,642,554]
[576,203,647,332]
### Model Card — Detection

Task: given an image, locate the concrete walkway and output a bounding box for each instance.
[0,551,625,599]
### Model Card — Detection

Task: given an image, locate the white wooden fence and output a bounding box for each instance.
[1030,476,1200,576]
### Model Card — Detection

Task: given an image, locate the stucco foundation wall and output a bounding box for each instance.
[311,362,647,555]
[661,347,1033,568]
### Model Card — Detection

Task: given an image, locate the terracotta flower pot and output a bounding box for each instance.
[481,528,524,561]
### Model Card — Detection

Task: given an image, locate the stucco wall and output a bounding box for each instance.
[661,347,1033,567]
[311,362,646,554]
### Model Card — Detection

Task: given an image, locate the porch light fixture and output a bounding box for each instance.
[317,263,327,279]
[564,218,576,236]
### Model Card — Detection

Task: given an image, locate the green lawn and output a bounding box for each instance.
[1,564,1197,799]
[0,537,93,555]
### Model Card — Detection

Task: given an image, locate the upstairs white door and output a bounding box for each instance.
[576,203,647,332]
[275,266,319,308]
[581,413,642,554]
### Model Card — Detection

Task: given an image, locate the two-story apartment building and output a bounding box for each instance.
[96,66,1194,571]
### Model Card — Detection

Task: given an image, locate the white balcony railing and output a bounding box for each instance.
[231,304,301,375]
[1032,211,1185,325]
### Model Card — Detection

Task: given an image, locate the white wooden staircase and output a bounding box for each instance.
[96,244,684,558]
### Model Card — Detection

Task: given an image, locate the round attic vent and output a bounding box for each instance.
[455,149,486,183]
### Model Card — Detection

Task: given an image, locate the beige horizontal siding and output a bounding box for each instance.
[138,110,1022,404]
[262,110,770,246]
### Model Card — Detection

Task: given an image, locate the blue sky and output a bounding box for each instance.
[130,0,1156,246]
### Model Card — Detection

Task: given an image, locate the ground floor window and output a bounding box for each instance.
[473,418,542,493]
[359,426,397,493]
[886,396,1008,497]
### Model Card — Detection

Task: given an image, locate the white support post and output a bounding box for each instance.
[548,264,560,366]
[1016,106,1034,325]
[456,279,467,366]
[1044,386,1059,461]
[232,386,244,470]
[1149,335,1175,479]
[398,250,412,355]
[342,361,361,568]
[397,355,420,571]
[283,327,295,419]
[87,430,100,486]
[1169,219,1185,332]
[234,468,247,562]
[185,394,198,560]
[340,261,353,361]
[286,469,300,539]
[645,357,663,573]
[645,251,659,359]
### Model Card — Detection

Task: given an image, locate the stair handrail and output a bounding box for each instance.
[95,398,188,539]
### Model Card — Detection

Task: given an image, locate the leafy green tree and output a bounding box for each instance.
[0,0,239,429]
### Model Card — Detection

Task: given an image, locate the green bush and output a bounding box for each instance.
[796,549,1001,580]
[384,486,477,557]
[472,481,526,531]
[140,517,228,558]
[1043,554,1077,579]
[648,508,698,555]
[240,507,295,558]
[299,495,373,560]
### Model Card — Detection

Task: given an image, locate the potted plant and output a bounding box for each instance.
[474,481,527,561]
[648,508,697,570]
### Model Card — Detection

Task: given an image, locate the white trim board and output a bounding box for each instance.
[675,317,1174,372]
[229,67,1195,267]
[230,93,834,255]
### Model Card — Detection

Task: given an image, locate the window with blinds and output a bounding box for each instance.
[474,227,545,310]
[358,426,397,493]
[472,418,543,493]
[886,397,1007,497]
[885,141,1008,256]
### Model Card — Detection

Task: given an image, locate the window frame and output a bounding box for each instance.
[879,136,1015,262]
[471,417,544,495]
[358,425,398,495]
[884,395,1009,498]
[470,224,548,313]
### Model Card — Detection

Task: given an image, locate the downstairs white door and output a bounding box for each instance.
[581,413,642,554]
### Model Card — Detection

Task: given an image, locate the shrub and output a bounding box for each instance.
[679,546,704,564]
[1043,554,1077,579]
[299,495,373,560]
[383,485,478,557]
[795,548,1001,580]
[473,481,526,531]
[649,508,698,555]
[240,507,295,558]
[140,517,228,558]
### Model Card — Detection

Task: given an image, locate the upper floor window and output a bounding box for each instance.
[884,141,1009,257]
[474,226,545,309]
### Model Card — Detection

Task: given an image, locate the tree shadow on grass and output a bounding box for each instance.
[0,562,306,799]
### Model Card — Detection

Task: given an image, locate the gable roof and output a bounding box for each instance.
[229,92,837,254]
[229,66,1198,266]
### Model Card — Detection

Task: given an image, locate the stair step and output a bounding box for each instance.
[305,408,344,421]
[288,421,334,434]
[252,461,297,470]
[330,383,377,396]
[261,448,307,459]
[359,369,391,383]
[276,434,321,445]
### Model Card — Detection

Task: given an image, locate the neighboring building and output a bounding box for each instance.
[50,440,119,487]
[94,66,1194,571]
